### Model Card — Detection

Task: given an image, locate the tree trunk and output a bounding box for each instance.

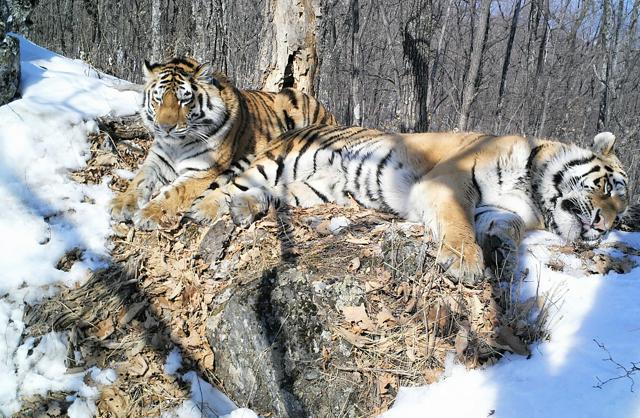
[458,0,492,131]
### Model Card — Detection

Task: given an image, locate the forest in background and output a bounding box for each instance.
[27,0,640,195]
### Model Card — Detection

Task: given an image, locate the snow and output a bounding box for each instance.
[383,230,640,418]
[162,348,246,418]
[0,36,257,417]
[164,346,183,376]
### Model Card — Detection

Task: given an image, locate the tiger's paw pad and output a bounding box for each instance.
[134,200,170,231]
[186,191,229,224]
[110,192,139,222]
[229,191,270,227]
[437,242,485,286]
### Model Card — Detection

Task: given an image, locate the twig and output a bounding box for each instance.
[593,339,640,392]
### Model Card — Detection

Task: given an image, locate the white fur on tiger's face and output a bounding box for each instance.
[534,132,628,242]
[189,125,630,285]
[142,58,227,143]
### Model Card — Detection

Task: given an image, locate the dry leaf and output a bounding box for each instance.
[376,307,396,327]
[348,257,361,272]
[95,318,115,340]
[495,326,530,356]
[128,354,148,376]
[119,301,147,325]
[346,236,370,245]
[377,373,396,396]
[342,305,375,331]
[455,321,470,358]
[100,387,129,418]
[334,327,371,348]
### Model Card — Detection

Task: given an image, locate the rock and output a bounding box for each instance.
[0,33,19,106]
[206,266,363,418]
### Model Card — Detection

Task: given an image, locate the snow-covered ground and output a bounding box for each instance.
[0,36,253,417]
[1,37,639,418]
[384,230,640,418]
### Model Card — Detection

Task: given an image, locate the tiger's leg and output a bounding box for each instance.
[474,207,525,279]
[228,179,338,226]
[135,172,217,230]
[408,173,484,285]
[111,166,164,222]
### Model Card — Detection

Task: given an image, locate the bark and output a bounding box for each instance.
[495,0,522,129]
[457,0,492,131]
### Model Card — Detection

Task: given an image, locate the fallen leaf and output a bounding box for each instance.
[128,354,148,376]
[94,318,115,340]
[377,373,396,396]
[495,326,530,356]
[119,301,147,326]
[100,387,129,418]
[342,305,375,331]
[345,235,370,245]
[334,327,371,348]
[455,320,470,358]
[348,257,361,272]
[376,307,396,327]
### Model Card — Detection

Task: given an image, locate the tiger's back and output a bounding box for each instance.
[191,124,629,285]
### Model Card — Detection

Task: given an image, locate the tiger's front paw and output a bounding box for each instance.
[436,240,485,286]
[111,190,139,222]
[186,189,230,224]
[229,189,271,227]
[134,197,179,230]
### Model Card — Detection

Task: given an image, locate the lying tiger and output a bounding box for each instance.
[188,125,629,284]
[111,57,336,229]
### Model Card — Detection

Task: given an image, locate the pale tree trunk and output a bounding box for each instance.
[150,0,162,62]
[457,0,492,131]
[495,0,522,131]
[425,0,452,130]
[260,0,320,94]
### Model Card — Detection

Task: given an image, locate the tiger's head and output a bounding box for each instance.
[141,58,227,141]
[544,132,629,242]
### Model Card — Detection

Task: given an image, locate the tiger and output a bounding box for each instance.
[110,57,336,229]
[188,125,629,285]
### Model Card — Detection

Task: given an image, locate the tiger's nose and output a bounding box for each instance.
[158,123,176,133]
[591,210,609,232]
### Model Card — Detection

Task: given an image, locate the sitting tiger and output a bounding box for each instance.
[189,125,629,284]
[110,57,336,229]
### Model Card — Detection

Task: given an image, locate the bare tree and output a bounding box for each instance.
[457,0,492,131]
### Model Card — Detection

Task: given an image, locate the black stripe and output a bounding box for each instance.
[471,159,483,202]
[282,88,298,108]
[257,164,268,180]
[312,98,321,123]
[526,145,544,172]
[274,156,285,186]
[152,150,177,175]
[305,182,329,202]
[183,147,211,160]
[232,181,249,191]
[497,159,503,187]
[290,190,300,206]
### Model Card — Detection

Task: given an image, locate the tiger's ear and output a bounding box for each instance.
[192,63,213,84]
[143,60,158,80]
[592,132,616,156]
